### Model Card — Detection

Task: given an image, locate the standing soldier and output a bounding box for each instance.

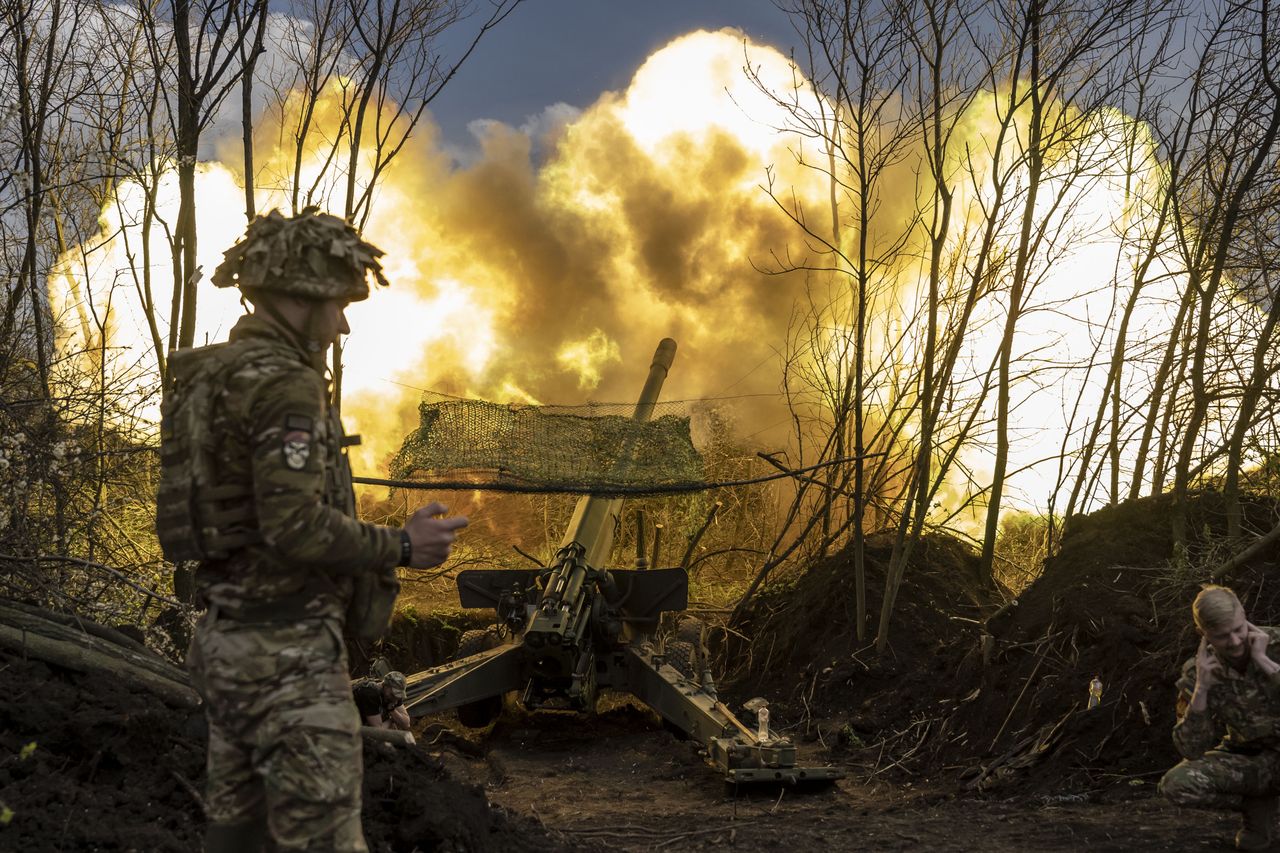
[1159,585,1280,851]
[157,208,468,852]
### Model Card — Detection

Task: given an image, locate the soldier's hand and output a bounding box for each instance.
[1247,622,1271,662]
[1195,637,1222,689]
[403,502,469,569]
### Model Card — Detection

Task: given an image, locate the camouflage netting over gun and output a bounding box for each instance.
[388,395,704,495]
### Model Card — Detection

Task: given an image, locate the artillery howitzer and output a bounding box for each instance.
[402,339,841,784]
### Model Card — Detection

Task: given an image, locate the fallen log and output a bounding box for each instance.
[1213,520,1280,581]
[360,726,416,747]
[0,597,156,656]
[0,599,198,708]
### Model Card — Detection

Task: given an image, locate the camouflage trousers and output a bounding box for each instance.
[1159,748,1280,810]
[188,611,367,852]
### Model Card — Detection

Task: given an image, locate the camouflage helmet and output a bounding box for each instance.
[382,670,407,700]
[211,207,388,302]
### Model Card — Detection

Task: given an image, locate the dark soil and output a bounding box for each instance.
[732,490,1280,800]
[425,700,1238,851]
[729,531,991,743]
[4,489,1279,851]
[0,645,566,852]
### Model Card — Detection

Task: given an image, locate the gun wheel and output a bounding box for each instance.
[678,616,713,654]
[453,629,507,728]
[658,636,699,742]
[661,615,708,682]
[455,628,502,659]
[663,640,698,681]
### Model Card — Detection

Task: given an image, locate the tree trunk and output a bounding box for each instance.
[979,5,1042,585]
[0,600,197,708]
[1223,280,1280,542]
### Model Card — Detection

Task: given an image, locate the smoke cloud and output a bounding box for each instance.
[55,25,1250,524]
[336,29,828,474]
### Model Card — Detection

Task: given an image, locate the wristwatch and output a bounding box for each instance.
[398,530,412,567]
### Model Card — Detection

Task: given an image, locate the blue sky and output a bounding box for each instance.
[427,0,801,149]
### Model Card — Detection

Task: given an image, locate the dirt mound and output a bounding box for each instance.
[729,532,994,741]
[349,605,494,678]
[0,640,566,851]
[729,492,1280,796]
[0,651,205,851]
[962,491,1280,796]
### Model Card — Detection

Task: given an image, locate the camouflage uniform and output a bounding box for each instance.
[1159,626,1280,810]
[180,211,401,853]
[352,671,407,726]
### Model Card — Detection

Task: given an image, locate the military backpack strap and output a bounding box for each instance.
[156,342,276,562]
[317,412,399,644]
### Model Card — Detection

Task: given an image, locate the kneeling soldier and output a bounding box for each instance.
[354,671,411,731]
[1160,585,1280,850]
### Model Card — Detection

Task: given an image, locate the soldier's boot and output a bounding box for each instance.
[206,818,267,853]
[1236,795,1279,851]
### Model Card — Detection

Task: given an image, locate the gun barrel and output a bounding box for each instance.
[558,338,677,567]
[526,338,677,654]
[632,337,677,423]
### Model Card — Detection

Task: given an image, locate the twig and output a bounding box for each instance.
[756,451,887,496]
[170,770,207,818]
[866,718,934,781]
[1214,520,1280,581]
[562,819,756,846]
[991,622,1056,750]
[0,553,180,607]
[1093,769,1166,780]
[997,629,1064,651]
[511,545,546,567]
[967,731,1038,791]
[680,501,722,570]
[652,821,758,849]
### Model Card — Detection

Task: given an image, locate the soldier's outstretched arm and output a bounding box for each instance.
[248,368,400,573]
[402,502,468,569]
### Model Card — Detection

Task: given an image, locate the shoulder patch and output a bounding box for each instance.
[282,414,314,470]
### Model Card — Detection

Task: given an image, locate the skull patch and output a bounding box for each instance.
[282,430,312,470]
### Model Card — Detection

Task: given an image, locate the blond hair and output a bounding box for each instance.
[1193,585,1242,632]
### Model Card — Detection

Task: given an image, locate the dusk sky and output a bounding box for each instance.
[427,0,801,150]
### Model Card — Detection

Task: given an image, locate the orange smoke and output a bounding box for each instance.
[53,26,1235,527]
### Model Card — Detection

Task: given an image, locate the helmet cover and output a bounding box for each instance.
[382,670,407,700]
[212,207,388,301]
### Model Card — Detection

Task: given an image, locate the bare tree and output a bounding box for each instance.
[0,0,100,395]
[255,0,522,405]
[1222,216,1280,542]
[976,0,1175,584]
[235,0,268,219]
[761,0,1183,650]
[1160,0,1280,549]
[140,0,266,355]
[732,0,920,638]
[0,0,190,623]
[877,0,1011,649]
